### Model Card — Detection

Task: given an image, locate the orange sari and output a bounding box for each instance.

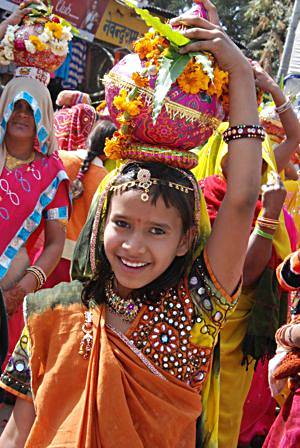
[21,283,201,447]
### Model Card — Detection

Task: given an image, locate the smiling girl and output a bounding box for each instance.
[0,2,264,447]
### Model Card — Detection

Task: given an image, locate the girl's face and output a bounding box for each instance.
[6,100,36,140]
[104,189,190,298]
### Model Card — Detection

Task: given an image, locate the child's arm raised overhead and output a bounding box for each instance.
[251,60,300,173]
[173,8,262,295]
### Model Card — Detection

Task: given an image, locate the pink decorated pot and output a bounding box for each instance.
[13,22,66,73]
[105,53,224,150]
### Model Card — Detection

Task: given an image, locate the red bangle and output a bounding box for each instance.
[223,124,265,144]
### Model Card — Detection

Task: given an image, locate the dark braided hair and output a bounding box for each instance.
[82,161,200,306]
[71,120,117,199]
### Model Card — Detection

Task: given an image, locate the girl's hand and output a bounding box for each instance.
[6,0,42,26]
[170,15,250,75]
[3,284,27,317]
[181,0,220,25]
[261,171,287,219]
[250,60,279,94]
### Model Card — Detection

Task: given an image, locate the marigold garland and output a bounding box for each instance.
[104,28,231,162]
[133,31,229,106]
[105,88,145,160]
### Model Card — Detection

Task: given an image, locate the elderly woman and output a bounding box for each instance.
[0,75,71,366]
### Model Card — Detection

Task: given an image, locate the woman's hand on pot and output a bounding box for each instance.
[171,15,250,75]
[6,0,42,27]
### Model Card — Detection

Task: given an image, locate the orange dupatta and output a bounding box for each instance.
[76,305,202,447]
[25,287,202,448]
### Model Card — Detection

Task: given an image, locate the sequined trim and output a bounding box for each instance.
[126,283,212,391]
[104,72,221,128]
[106,323,166,381]
[0,328,32,400]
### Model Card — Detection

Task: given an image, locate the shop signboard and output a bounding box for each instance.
[95,0,147,49]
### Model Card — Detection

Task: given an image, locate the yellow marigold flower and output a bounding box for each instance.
[132,72,149,88]
[29,35,47,52]
[104,135,123,160]
[126,99,143,116]
[117,115,131,126]
[113,89,128,111]
[113,89,143,117]
[45,22,63,40]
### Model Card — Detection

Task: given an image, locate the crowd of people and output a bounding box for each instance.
[0,0,299,447]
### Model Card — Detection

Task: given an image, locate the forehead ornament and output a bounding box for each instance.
[110,167,194,202]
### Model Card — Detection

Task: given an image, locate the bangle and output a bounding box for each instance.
[275,98,292,115]
[258,217,280,224]
[256,217,279,231]
[254,226,274,240]
[223,125,265,144]
[26,266,47,291]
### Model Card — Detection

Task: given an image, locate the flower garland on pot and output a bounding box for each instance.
[0,1,77,66]
[104,1,228,165]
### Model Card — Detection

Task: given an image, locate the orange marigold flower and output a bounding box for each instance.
[132,72,149,88]
[45,21,63,40]
[133,32,168,61]
[177,61,210,94]
[96,100,106,111]
[207,66,228,98]
[133,33,154,60]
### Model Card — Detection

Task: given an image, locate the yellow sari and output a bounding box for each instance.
[193,123,291,447]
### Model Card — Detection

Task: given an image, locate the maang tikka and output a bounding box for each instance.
[110,167,194,202]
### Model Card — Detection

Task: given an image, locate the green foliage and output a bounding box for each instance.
[245,0,294,74]
[153,52,191,122]
[124,0,190,46]
[151,0,294,75]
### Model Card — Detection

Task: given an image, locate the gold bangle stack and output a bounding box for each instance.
[26,266,47,291]
[256,217,279,232]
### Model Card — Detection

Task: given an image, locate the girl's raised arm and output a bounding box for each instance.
[173,10,262,294]
[251,60,300,173]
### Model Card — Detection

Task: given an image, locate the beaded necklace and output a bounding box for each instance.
[105,276,143,322]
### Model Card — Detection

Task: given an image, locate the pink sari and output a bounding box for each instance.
[0,153,69,368]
